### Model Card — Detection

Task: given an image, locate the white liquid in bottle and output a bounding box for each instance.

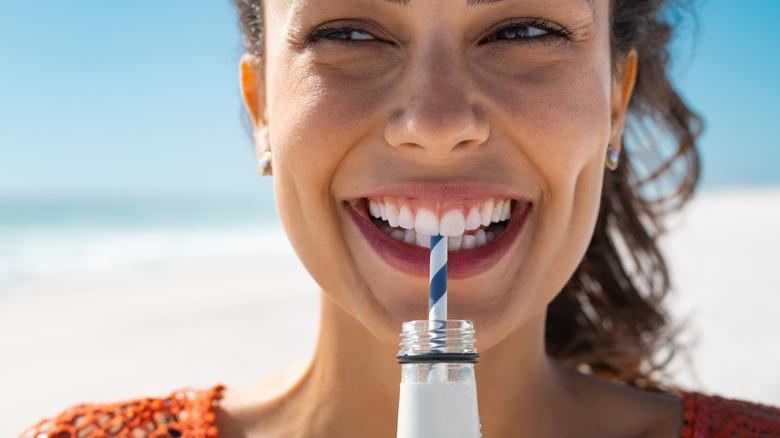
[396,321,482,438]
[397,380,481,438]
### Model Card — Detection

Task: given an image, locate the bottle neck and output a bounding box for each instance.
[397,320,478,363]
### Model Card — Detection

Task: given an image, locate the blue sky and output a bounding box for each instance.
[1,0,778,197]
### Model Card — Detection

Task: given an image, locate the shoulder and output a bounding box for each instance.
[682,391,780,437]
[18,385,224,438]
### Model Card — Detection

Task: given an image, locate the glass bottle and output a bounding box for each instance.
[396,320,481,438]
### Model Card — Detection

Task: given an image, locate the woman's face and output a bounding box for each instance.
[247,0,635,348]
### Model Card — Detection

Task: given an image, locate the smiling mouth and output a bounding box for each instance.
[366,197,512,251]
[348,194,532,278]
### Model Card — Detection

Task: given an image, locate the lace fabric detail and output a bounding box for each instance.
[18,385,224,438]
[681,391,780,437]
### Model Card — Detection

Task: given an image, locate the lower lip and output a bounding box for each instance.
[347,201,531,279]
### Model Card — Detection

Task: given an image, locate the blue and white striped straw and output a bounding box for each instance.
[429,235,447,321]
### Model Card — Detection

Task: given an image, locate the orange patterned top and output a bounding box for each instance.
[18,386,780,437]
[680,391,780,437]
[18,385,224,438]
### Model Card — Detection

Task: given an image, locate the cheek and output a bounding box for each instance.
[486,56,612,205]
[268,61,392,179]
[534,69,609,234]
[488,63,611,173]
[267,75,344,265]
[264,60,397,297]
[267,58,403,228]
[488,62,611,301]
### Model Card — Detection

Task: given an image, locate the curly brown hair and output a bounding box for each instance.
[232,0,702,390]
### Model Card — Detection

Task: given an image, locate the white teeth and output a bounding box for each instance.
[389,228,405,241]
[448,235,462,251]
[386,203,400,228]
[370,200,510,228]
[500,200,511,221]
[369,198,516,250]
[398,206,415,229]
[369,201,381,219]
[415,233,431,247]
[377,220,503,250]
[475,229,487,246]
[414,208,439,236]
[403,229,416,245]
[491,200,502,223]
[480,199,494,226]
[439,209,466,237]
[465,207,481,231]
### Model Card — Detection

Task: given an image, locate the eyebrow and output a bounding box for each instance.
[468,0,594,8]
[379,0,593,9]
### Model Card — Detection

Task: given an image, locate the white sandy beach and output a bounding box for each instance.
[2,188,779,436]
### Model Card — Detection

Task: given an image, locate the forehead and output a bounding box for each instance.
[282,0,594,10]
[364,0,593,7]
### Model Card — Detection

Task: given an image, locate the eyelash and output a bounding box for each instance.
[307,23,376,45]
[484,17,571,44]
[306,17,571,46]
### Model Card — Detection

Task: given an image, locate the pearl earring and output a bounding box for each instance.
[605,146,619,171]
[257,151,272,176]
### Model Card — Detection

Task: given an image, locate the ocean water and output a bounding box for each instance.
[0,193,287,288]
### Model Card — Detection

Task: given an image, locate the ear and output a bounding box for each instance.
[609,49,638,153]
[239,54,269,157]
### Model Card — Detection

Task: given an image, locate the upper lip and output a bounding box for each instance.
[351,182,530,205]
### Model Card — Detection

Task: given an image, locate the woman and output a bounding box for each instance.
[20,0,780,437]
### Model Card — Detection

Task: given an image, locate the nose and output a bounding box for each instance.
[384,50,490,156]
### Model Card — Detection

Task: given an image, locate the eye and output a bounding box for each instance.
[482,18,570,44]
[488,25,548,41]
[327,29,375,41]
[308,25,377,44]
